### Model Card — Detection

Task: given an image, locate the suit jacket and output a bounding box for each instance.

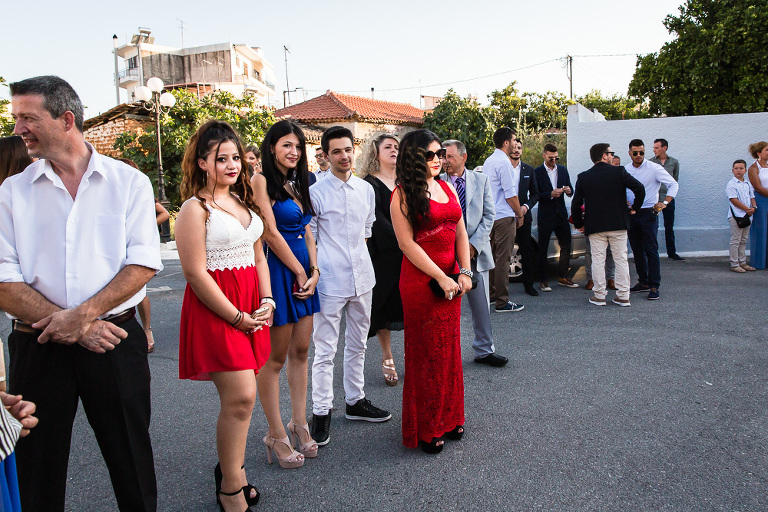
[534,163,572,222]
[439,169,495,272]
[517,162,538,223]
[571,162,646,236]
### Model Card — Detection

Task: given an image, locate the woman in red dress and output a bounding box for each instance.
[176,121,273,511]
[390,129,472,454]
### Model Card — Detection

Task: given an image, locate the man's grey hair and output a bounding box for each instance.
[443,139,467,156]
[10,75,84,132]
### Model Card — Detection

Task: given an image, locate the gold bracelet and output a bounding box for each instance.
[309,266,321,276]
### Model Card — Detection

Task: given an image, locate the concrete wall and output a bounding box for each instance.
[567,104,768,254]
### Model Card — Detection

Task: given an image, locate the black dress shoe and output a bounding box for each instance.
[668,254,685,261]
[474,353,509,367]
[524,284,539,296]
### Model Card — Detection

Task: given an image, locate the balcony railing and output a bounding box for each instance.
[118,67,139,80]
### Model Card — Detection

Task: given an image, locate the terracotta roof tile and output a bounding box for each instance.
[275,91,423,126]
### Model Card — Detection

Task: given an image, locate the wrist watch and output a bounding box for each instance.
[662,200,669,205]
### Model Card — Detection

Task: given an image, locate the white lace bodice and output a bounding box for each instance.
[186,198,264,271]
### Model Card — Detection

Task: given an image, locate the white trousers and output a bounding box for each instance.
[311,290,372,415]
[729,216,749,266]
[588,230,630,300]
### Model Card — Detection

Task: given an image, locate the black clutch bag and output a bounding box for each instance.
[428,273,478,298]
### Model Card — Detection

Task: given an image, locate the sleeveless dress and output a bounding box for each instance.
[749,160,768,269]
[400,180,465,448]
[364,175,404,338]
[267,199,321,326]
[179,199,271,381]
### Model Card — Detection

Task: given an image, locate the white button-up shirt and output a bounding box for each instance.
[309,172,375,297]
[625,159,679,209]
[0,143,163,317]
[544,163,558,190]
[483,149,518,220]
[726,176,755,218]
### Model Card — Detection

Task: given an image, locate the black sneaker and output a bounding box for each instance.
[648,288,660,300]
[630,283,650,293]
[345,398,391,422]
[668,254,685,261]
[311,412,331,446]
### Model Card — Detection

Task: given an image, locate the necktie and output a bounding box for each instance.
[455,176,466,219]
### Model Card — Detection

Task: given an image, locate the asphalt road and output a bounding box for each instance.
[1,256,766,511]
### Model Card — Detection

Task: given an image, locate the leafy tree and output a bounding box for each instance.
[488,82,528,133]
[424,89,494,168]
[0,77,14,136]
[628,0,768,116]
[488,83,573,134]
[575,90,651,120]
[114,89,275,207]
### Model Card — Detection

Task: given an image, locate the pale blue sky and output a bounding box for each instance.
[1,0,681,117]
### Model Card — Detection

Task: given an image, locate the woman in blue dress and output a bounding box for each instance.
[251,120,321,466]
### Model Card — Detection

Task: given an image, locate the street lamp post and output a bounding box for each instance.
[133,77,176,242]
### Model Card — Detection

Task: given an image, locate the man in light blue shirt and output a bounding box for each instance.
[483,127,524,313]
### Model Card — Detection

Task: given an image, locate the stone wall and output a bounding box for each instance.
[84,117,148,158]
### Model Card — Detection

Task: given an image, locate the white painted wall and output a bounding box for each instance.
[566,104,768,254]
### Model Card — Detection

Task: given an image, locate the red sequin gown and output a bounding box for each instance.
[400,180,465,448]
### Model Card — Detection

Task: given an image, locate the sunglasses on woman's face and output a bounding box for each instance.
[425,148,447,161]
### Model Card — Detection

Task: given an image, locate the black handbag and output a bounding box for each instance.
[731,206,751,228]
[428,273,478,298]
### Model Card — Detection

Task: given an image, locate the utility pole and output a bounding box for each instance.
[113,35,120,106]
[177,18,186,48]
[284,45,291,106]
[566,55,573,100]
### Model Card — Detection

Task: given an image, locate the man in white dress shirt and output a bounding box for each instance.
[0,76,162,511]
[309,126,391,447]
[625,139,679,300]
[483,127,524,313]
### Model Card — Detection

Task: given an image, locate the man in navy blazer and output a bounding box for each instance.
[510,140,539,296]
[533,143,577,291]
[571,143,645,306]
[440,140,508,367]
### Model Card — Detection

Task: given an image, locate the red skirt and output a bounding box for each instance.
[179,266,271,381]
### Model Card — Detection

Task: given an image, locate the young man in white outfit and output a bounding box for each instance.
[309,126,391,446]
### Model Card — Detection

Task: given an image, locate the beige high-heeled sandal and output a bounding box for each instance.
[263,435,304,469]
[286,420,318,458]
[382,359,398,387]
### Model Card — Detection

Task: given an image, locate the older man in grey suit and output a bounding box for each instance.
[441,140,508,367]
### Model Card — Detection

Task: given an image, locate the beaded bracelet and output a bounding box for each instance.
[260,297,277,309]
[459,267,474,279]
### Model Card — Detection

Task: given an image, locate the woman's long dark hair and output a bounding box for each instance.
[180,120,263,222]
[260,120,314,215]
[0,136,33,185]
[395,129,441,229]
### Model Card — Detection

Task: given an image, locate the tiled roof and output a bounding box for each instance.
[275,91,424,126]
[83,103,150,131]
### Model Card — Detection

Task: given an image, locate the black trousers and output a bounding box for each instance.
[515,214,536,284]
[536,215,572,280]
[9,317,157,512]
[628,209,661,288]
[662,198,677,256]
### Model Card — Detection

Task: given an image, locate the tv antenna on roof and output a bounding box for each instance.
[177,18,186,48]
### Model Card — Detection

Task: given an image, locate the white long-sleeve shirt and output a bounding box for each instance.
[309,172,375,297]
[625,159,679,209]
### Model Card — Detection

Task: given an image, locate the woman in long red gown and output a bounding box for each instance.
[390,129,473,454]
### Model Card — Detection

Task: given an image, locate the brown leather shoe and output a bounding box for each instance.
[558,277,578,288]
[585,280,594,290]
[607,279,616,290]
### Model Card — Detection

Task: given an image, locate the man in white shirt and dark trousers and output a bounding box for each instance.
[625,139,679,300]
[483,127,524,313]
[309,126,391,447]
[441,140,508,367]
[0,76,162,511]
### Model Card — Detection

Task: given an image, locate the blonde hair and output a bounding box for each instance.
[357,132,399,178]
[749,141,768,159]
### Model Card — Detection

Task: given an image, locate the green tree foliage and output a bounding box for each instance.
[423,89,494,168]
[574,90,651,120]
[628,0,768,116]
[114,89,275,207]
[488,83,573,134]
[0,77,15,137]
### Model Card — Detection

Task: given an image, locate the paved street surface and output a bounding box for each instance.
[2,257,766,511]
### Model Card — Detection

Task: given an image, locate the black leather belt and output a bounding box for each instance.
[12,307,136,335]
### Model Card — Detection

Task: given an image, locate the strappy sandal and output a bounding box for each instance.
[287,420,318,458]
[214,463,260,507]
[443,425,464,441]
[263,435,305,468]
[419,437,444,454]
[382,358,399,387]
